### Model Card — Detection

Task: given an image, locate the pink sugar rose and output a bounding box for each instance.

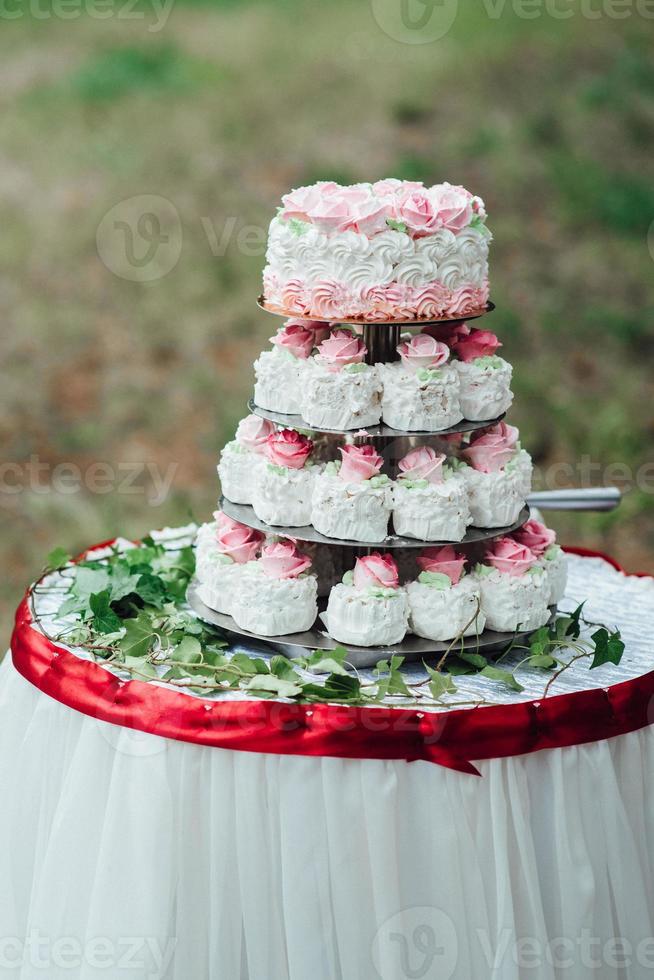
[372,178,423,197]
[307,185,370,233]
[235,415,275,454]
[396,187,441,238]
[513,520,556,558]
[422,322,471,346]
[318,329,367,372]
[285,318,331,345]
[397,334,450,373]
[338,444,384,483]
[453,329,502,363]
[485,537,537,577]
[260,539,312,579]
[215,519,265,564]
[213,510,240,531]
[429,183,474,233]
[271,323,315,360]
[398,446,446,484]
[353,553,400,591]
[264,429,313,469]
[281,182,339,222]
[463,427,516,473]
[483,421,519,447]
[417,545,466,585]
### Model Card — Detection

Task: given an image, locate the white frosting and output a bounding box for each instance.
[217,442,265,506]
[454,357,514,421]
[378,361,463,432]
[299,359,382,430]
[251,463,318,527]
[231,565,318,636]
[407,576,486,641]
[478,566,551,633]
[253,348,304,414]
[265,218,489,292]
[540,545,568,604]
[194,523,257,616]
[392,472,471,541]
[465,451,532,528]
[311,472,393,543]
[322,583,410,647]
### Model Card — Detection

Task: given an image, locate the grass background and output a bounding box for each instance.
[1,0,653,642]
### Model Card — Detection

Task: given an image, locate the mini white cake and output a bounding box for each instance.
[454,356,513,421]
[322,553,409,647]
[252,429,317,527]
[464,452,532,528]
[230,540,317,636]
[323,583,409,646]
[253,463,318,527]
[540,544,568,604]
[512,519,568,606]
[379,335,463,432]
[310,445,392,543]
[300,360,382,430]
[477,538,550,632]
[194,517,265,616]
[217,415,274,506]
[478,566,550,632]
[408,576,485,641]
[393,467,471,541]
[253,348,304,415]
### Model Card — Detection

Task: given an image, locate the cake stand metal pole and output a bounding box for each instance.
[363,324,400,365]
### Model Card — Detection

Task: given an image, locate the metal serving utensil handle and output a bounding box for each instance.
[527,487,622,512]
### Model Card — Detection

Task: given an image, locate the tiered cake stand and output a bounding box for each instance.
[189,300,546,668]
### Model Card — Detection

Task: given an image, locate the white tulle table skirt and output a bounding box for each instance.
[1,656,654,980]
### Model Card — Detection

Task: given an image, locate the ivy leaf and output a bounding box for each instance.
[46,546,71,570]
[529,626,552,657]
[565,603,585,641]
[458,650,488,670]
[89,591,123,635]
[244,675,303,698]
[590,628,625,669]
[374,655,411,698]
[528,653,557,669]
[269,656,299,681]
[124,657,158,679]
[425,666,458,700]
[481,665,525,692]
[174,636,203,665]
[134,572,168,608]
[303,673,362,702]
[230,652,270,676]
[118,611,156,659]
[300,646,350,676]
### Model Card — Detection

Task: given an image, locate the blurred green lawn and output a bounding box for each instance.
[1,0,653,642]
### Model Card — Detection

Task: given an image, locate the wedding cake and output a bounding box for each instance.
[194,178,567,653]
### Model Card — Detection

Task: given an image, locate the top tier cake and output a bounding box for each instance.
[262,178,491,322]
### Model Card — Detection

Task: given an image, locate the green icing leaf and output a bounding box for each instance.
[474,355,503,370]
[287,218,309,236]
[417,571,451,590]
[398,478,429,491]
[343,362,368,374]
[342,570,354,586]
[416,368,443,383]
[368,474,390,488]
[267,463,288,476]
[325,460,340,477]
[386,217,408,234]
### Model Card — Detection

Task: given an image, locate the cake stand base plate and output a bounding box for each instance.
[187,579,554,669]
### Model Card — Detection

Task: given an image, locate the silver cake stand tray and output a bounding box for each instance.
[220,499,531,551]
[247,398,505,439]
[257,296,495,327]
[187,579,553,670]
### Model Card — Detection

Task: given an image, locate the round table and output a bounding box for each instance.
[1,541,654,980]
